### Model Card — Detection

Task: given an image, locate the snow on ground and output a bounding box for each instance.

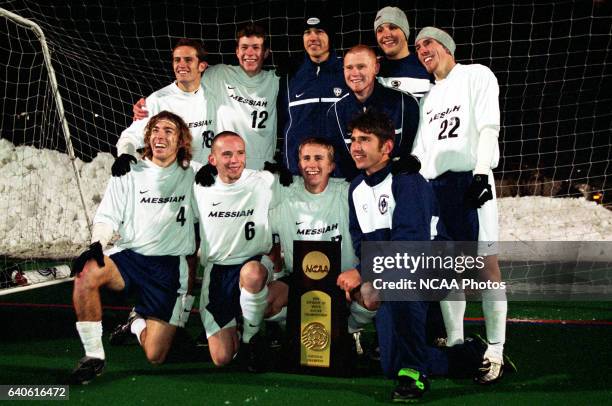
[1,140,611,258]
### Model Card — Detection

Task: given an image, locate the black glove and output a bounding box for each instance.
[465,174,493,209]
[111,154,137,177]
[274,53,301,78]
[391,155,421,175]
[264,161,293,187]
[195,163,217,187]
[71,241,105,276]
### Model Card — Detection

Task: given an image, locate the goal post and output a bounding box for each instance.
[1,7,100,290]
[0,7,91,230]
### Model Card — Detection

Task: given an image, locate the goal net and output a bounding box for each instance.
[1,0,611,291]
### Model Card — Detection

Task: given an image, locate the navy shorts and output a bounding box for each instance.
[111,249,180,322]
[431,171,479,242]
[200,256,262,337]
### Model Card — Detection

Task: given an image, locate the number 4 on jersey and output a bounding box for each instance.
[176,206,186,226]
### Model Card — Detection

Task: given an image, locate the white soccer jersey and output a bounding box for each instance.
[378,76,432,99]
[202,65,279,169]
[94,159,197,256]
[270,178,358,275]
[412,64,501,179]
[194,169,281,266]
[118,82,215,164]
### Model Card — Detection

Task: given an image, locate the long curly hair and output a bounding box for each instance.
[143,110,192,169]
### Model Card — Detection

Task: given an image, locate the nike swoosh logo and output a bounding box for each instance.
[139,190,148,194]
[295,222,303,225]
[426,110,432,114]
[227,86,235,90]
[295,92,305,98]
[212,202,221,206]
[487,242,495,247]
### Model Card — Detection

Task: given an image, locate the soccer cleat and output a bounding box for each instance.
[352,329,365,356]
[476,357,503,384]
[69,356,105,385]
[392,368,429,402]
[432,337,447,347]
[470,333,517,384]
[195,329,209,348]
[238,332,267,373]
[109,309,140,345]
[266,321,283,350]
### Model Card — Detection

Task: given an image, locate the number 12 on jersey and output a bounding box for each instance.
[251,110,268,129]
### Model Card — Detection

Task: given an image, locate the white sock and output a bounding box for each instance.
[265,306,287,323]
[482,289,507,359]
[441,290,466,346]
[130,317,146,345]
[76,321,105,360]
[348,302,377,334]
[240,286,268,343]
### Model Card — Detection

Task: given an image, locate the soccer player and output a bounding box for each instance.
[413,26,509,383]
[109,39,208,341]
[277,13,348,174]
[267,138,377,352]
[326,45,420,179]
[133,23,279,170]
[346,110,488,401]
[373,6,432,99]
[114,38,214,171]
[193,131,281,372]
[374,7,448,346]
[69,111,198,384]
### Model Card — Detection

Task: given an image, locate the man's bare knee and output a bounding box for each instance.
[144,348,168,365]
[240,261,267,292]
[73,266,104,292]
[211,351,233,367]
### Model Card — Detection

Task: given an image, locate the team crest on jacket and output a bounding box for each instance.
[378,194,389,214]
[391,80,401,88]
[333,87,343,97]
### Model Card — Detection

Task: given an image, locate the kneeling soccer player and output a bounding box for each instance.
[347,110,489,401]
[69,111,198,384]
[193,131,284,372]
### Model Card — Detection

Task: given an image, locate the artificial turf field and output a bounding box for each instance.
[0,282,610,405]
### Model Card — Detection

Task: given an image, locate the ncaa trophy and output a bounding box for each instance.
[287,240,350,376]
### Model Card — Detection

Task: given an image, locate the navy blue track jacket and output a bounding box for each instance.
[326,82,420,179]
[278,51,349,174]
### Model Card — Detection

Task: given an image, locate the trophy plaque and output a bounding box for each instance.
[287,240,350,376]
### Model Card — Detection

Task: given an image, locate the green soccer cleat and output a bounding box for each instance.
[392,368,429,402]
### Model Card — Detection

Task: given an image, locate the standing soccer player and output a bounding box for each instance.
[413,26,510,383]
[203,23,279,170]
[193,132,281,372]
[69,111,198,384]
[115,39,214,170]
[133,24,279,170]
[277,13,348,174]
[326,45,420,179]
[373,6,432,100]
